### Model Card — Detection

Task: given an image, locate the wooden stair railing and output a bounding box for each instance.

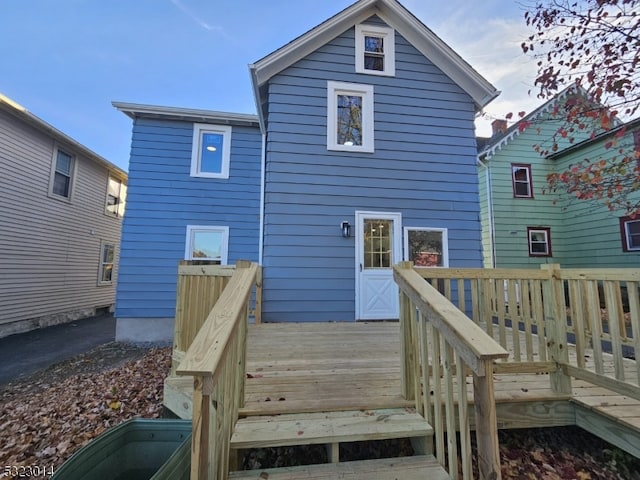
[394,262,509,480]
[176,261,259,480]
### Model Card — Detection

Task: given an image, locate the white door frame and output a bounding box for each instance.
[355,210,403,320]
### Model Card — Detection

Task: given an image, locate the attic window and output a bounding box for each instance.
[355,24,395,76]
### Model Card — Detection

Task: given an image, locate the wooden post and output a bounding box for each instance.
[473,359,502,480]
[191,375,214,480]
[398,261,416,401]
[541,264,571,395]
[255,265,263,324]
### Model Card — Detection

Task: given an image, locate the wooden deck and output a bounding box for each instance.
[165,321,640,457]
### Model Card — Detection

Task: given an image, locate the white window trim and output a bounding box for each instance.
[527,227,551,256]
[327,81,374,153]
[190,124,232,179]
[98,241,115,286]
[105,175,126,218]
[355,24,395,76]
[512,164,533,198]
[48,144,76,201]
[185,225,229,264]
[403,227,449,268]
[622,218,640,251]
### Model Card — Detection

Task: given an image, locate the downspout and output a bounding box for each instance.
[477,157,496,268]
[259,132,266,265]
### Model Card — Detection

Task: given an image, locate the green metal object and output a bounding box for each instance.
[52,419,191,480]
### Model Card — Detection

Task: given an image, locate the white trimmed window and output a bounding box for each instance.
[105,175,126,217]
[404,227,449,267]
[50,146,75,200]
[527,227,552,257]
[512,164,533,198]
[355,24,395,76]
[98,241,115,285]
[327,81,374,153]
[185,226,229,264]
[190,124,231,178]
[620,216,640,252]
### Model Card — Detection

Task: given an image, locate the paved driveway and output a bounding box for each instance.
[0,313,116,385]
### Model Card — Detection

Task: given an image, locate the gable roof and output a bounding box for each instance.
[0,93,126,179]
[249,0,499,130]
[547,116,640,160]
[478,86,616,161]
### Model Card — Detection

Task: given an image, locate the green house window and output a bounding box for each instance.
[512,164,533,198]
[527,227,551,257]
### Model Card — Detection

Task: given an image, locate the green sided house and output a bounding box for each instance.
[478,93,640,268]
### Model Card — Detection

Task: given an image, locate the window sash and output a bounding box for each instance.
[403,227,449,267]
[190,124,231,178]
[327,81,374,153]
[625,220,640,250]
[106,177,124,216]
[99,243,115,284]
[527,228,551,256]
[512,165,533,198]
[355,24,395,76]
[53,149,73,198]
[185,226,229,264]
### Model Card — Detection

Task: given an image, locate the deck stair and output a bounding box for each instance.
[228,455,450,479]
[229,408,447,478]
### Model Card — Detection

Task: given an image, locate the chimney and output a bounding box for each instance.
[491,119,508,136]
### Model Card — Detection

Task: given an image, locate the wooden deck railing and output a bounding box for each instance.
[172,261,262,375]
[176,261,260,480]
[394,262,509,480]
[417,265,640,402]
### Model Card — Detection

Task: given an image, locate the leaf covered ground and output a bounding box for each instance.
[1,343,639,479]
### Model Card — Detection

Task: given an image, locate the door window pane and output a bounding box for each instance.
[364,219,392,268]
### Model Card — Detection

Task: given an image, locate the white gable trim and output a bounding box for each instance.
[249,0,498,116]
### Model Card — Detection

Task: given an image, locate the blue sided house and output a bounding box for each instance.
[113,0,499,341]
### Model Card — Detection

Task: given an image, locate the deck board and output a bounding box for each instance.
[164,321,640,454]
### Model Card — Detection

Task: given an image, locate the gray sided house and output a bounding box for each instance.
[0,94,127,338]
[478,92,640,268]
[114,0,499,341]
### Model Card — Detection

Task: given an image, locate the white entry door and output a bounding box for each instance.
[355,211,402,320]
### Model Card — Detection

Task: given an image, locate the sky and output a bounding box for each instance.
[0,0,542,171]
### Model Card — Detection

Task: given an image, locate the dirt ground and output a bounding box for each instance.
[0,343,639,479]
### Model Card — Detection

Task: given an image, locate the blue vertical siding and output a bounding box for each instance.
[116,118,262,319]
[261,18,483,321]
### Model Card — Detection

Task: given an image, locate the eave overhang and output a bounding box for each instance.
[1,93,127,179]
